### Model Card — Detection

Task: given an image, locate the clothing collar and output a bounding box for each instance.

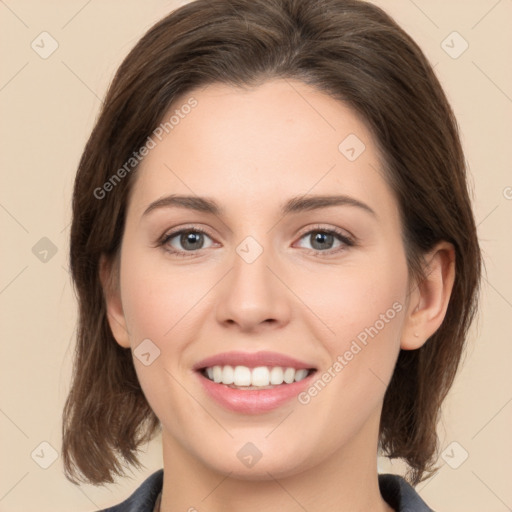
[99,469,434,512]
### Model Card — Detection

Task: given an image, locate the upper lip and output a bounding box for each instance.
[193,351,317,371]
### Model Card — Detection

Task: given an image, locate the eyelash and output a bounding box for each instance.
[157,224,355,258]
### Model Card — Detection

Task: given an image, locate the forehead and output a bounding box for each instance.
[129,78,395,220]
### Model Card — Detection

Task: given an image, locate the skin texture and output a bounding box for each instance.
[102,79,455,512]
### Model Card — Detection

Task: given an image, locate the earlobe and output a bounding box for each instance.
[400,241,456,350]
[99,254,131,348]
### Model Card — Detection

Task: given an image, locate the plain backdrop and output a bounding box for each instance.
[0,1,511,511]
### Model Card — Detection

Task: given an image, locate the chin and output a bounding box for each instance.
[198,445,313,481]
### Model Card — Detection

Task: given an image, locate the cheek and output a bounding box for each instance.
[290,256,407,447]
[307,251,408,380]
[119,248,208,344]
[117,249,205,413]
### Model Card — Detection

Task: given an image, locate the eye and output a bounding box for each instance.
[159,227,215,256]
[295,225,354,255]
[157,224,355,258]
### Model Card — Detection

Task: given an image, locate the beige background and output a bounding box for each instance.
[0,1,511,511]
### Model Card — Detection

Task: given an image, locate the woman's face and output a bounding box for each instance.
[111,78,413,478]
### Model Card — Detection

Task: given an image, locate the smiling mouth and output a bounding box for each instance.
[199,365,317,390]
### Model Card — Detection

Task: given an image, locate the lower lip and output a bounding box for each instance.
[196,370,316,414]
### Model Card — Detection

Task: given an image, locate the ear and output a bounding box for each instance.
[99,253,131,348]
[401,241,456,350]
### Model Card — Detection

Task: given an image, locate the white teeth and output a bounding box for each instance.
[222,365,234,384]
[283,367,295,384]
[269,366,284,385]
[212,366,222,383]
[233,366,251,386]
[251,366,269,386]
[294,369,309,382]
[203,365,312,387]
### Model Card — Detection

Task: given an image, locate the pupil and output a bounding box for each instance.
[313,232,333,250]
[182,232,203,250]
[315,233,332,247]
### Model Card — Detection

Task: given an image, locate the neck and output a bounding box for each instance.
[159,414,394,512]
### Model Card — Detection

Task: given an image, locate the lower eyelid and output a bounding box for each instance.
[161,229,215,250]
[160,227,354,255]
[295,231,352,252]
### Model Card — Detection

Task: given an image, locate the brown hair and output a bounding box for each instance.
[62,0,481,487]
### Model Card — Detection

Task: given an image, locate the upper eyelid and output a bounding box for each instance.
[160,225,214,242]
[161,224,352,238]
[160,224,355,247]
[297,224,354,240]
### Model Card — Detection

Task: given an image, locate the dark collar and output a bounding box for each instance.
[99,469,434,511]
[378,473,434,511]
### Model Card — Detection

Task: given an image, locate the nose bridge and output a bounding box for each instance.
[215,229,291,330]
[233,233,274,292]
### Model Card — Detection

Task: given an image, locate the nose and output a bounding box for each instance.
[215,239,292,333]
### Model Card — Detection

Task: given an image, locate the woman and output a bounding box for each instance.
[62,0,481,511]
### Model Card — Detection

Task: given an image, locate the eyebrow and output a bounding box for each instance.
[142,194,377,218]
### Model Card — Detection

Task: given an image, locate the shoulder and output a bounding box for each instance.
[97,469,163,512]
[378,473,435,512]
